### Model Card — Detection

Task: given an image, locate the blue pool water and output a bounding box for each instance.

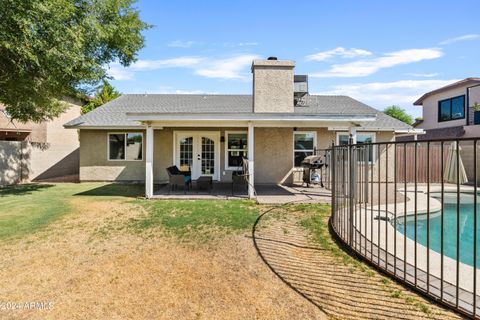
[394,193,480,266]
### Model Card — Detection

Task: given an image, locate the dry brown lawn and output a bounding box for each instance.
[0,197,327,320]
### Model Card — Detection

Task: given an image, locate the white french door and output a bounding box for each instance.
[174,131,220,180]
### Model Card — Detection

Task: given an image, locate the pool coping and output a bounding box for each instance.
[353,184,479,294]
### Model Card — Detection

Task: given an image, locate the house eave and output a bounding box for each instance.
[63,124,142,130]
[125,112,377,122]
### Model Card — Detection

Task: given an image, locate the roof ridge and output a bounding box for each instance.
[121,93,252,97]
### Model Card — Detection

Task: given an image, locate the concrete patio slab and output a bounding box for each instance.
[152,183,331,204]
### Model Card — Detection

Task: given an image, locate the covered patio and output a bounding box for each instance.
[127,113,375,201]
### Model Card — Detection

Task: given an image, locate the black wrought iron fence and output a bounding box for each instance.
[328,137,479,319]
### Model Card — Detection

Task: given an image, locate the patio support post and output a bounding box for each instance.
[349,126,357,144]
[145,123,154,198]
[248,122,255,199]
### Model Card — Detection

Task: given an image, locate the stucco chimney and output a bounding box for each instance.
[252,58,295,113]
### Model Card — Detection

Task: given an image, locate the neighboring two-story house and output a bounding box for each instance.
[65,57,414,198]
[413,78,480,139]
[0,99,82,184]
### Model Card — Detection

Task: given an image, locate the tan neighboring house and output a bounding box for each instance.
[65,57,416,198]
[0,99,82,184]
[413,78,480,139]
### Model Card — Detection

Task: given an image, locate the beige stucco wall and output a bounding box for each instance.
[468,85,480,128]
[79,129,146,182]
[0,101,82,185]
[0,103,47,142]
[254,127,293,184]
[252,60,295,113]
[79,126,395,185]
[419,86,468,130]
[469,86,480,106]
[0,142,24,185]
[463,125,480,138]
[29,102,81,180]
[81,127,245,183]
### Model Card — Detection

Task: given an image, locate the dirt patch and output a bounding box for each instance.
[0,198,326,319]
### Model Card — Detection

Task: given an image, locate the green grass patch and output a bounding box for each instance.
[0,183,143,241]
[130,199,259,241]
[296,203,370,273]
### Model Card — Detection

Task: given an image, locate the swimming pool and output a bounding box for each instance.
[394,192,480,266]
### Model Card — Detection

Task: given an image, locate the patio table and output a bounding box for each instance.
[196,176,213,193]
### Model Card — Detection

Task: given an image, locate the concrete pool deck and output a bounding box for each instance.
[348,183,480,314]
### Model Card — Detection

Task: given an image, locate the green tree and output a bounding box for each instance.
[0,0,150,122]
[383,105,414,125]
[82,80,121,114]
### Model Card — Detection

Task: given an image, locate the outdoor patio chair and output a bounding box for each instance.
[227,158,249,195]
[166,165,192,193]
[231,170,248,195]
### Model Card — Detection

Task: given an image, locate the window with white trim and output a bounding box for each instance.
[336,132,376,162]
[108,133,143,161]
[225,132,247,170]
[294,132,316,167]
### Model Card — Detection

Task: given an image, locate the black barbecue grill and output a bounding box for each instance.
[301,155,326,187]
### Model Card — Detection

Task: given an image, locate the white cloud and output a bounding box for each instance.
[306,47,372,61]
[440,34,480,45]
[170,90,218,94]
[107,64,134,80]
[107,57,204,80]
[311,48,444,78]
[223,42,258,47]
[131,57,205,70]
[315,79,458,116]
[406,72,439,78]
[147,86,218,94]
[108,55,259,81]
[167,40,196,48]
[195,54,260,79]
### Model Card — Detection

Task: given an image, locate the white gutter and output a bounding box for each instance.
[125,112,376,122]
[64,125,142,129]
[328,126,425,134]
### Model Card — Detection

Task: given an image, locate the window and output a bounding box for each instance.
[294,132,316,167]
[438,95,465,122]
[108,133,143,161]
[336,132,376,162]
[225,132,247,169]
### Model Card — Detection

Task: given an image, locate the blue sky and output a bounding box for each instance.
[109,0,480,118]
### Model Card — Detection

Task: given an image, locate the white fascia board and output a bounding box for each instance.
[125,112,376,122]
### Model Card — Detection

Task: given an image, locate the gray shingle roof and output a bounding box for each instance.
[359,112,411,130]
[64,94,411,130]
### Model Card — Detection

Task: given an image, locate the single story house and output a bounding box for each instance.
[64,57,416,198]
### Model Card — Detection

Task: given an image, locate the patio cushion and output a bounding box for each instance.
[167,166,181,175]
